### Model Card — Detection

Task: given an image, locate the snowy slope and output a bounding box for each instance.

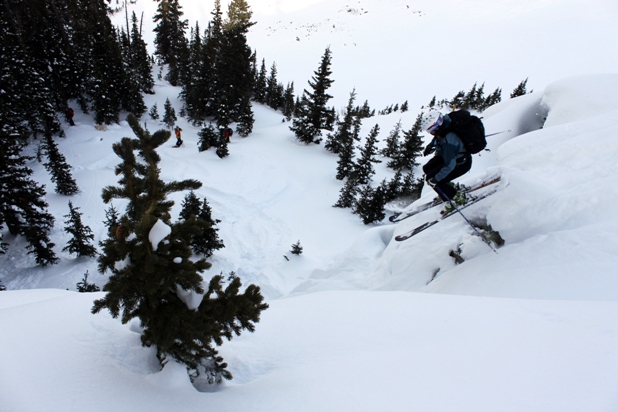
[2,0,618,411]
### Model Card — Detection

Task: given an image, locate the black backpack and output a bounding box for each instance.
[446,110,486,154]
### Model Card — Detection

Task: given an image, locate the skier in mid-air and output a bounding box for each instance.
[421,110,472,211]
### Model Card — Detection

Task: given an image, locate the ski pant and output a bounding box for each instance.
[422,153,472,201]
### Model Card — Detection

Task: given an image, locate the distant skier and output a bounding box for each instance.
[421,110,472,212]
[65,107,75,126]
[174,126,183,147]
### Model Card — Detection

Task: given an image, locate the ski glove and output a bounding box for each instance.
[423,144,435,157]
[426,177,438,187]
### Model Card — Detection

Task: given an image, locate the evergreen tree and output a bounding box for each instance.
[198,123,219,152]
[179,191,224,257]
[0,132,57,266]
[290,240,303,255]
[149,103,160,121]
[450,90,465,110]
[253,58,268,104]
[63,201,97,258]
[179,190,202,220]
[102,203,120,240]
[389,113,424,171]
[235,97,255,137]
[353,184,386,224]
[163,98,177,128]
[216,135,230,158]
[381,120,402,159]
[77,271,100,293]
[326,89,359,155]
[212,0,255,129]
[511,78,529,98]
[354,124,381,185]
[335,105,362,181]
[193,198,224,258]
[265,62,282,110]
[400,100,409,112]
[117,25,146,119]
[92,113,267,382]
[482,87,502,110]
[129,11,155,94]
[153,0,189,86]
[290,47,335,144]
[334,177,359,209]
[42,134,79,195]
[282,82,296,121]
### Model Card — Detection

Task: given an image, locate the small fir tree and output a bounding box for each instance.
[149,103,160,121]
[290,240,303,255]
[77,271,100,292]
[62,201,97,257]
[163,98,177,128]
[43,134,79,195]
[92,113,267,382]
[511,78,529,98]
[290,47,335,144]
[381,120,402,159]
[0,132,57,266]
[198,123,219,152]
[191,198,224,258]
[353,184,386,225]
[334,177,359,209]
[354,124,382,185]
[282,82,296,121]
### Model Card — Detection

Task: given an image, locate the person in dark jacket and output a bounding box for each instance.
[421,110,472,210]
[174,126,183,147]
[65,107,75,126]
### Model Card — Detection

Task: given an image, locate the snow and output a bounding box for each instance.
[2,0,618,411]
[149,219,172,251]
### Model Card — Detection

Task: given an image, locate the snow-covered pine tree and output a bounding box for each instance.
[76,271,100,293]
[149,103,160,121]
[153,0,189,86]
[62,201,97,258]
[353,184,386,225]
[0,132,58,266]
[193,198,224,258]
[290,240,303,255]
[216,134,230,158]
[282,82,296,121]
[212,0,255,130]
[388,113,424,171]
[325,89,359,155]
[179,190,202,220]
[354,124,381,185]
[163,98,177,128]
[117,23,146,118]
[333,176,359,209]
[265,62,283,110]
[129,11,155,94]
[179,191,224,257]
[198,123,219,152]
[290,47,335,144]
[381,120,402,159]
[236,97,255,138]
[42,133,79,195]
[253,58,268,104]
[102,203,120,240]
[511,78,529,98]
[92,113,267,383]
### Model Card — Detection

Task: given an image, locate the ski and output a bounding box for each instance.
[394,185,501,242]
[389,176,500,223]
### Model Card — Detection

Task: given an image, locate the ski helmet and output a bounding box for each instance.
[421,110,443,135]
